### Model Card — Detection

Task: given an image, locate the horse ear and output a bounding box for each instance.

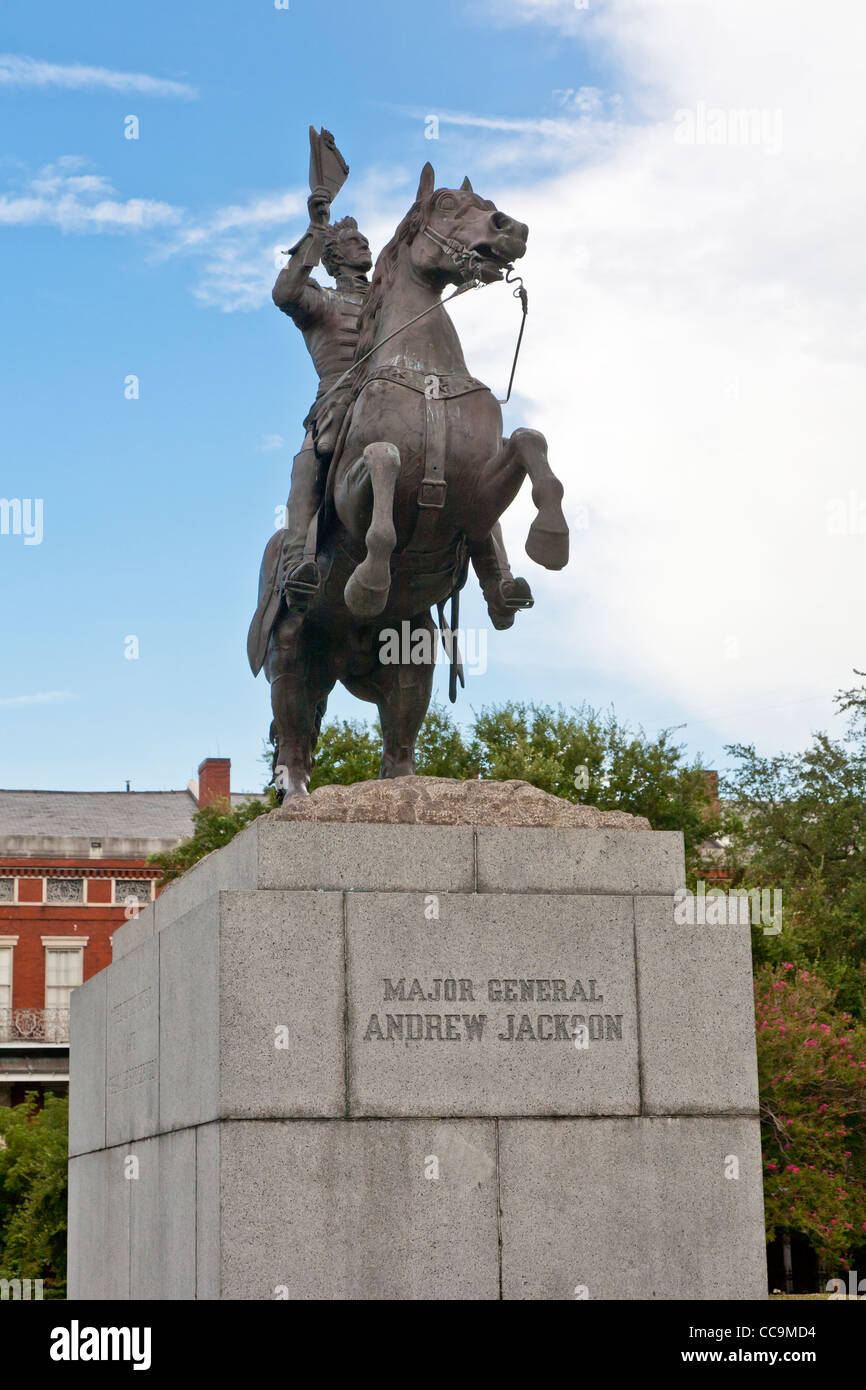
[460,175,473,193]
[416,162,435,201]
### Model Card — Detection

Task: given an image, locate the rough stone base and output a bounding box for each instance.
[68,798,767,1300]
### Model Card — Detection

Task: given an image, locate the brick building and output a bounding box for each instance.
[0,758,252,1105]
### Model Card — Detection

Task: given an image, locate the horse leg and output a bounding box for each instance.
[335,441,401,618]
[265,609,334,796]
[344,613,436,778]
[515,430,569,569]
[470,427,569,571]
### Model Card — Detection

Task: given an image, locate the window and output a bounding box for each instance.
[46,878,83,904]
[44,946,83,1040]
[0,942,15,1041]
[0,879,13,904]
[114,879,153,906]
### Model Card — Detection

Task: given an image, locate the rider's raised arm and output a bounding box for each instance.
[272,189,331,327]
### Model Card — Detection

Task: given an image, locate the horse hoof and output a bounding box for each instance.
[344,571,390,618]
[272,766,309,800]
[525,522,569,570]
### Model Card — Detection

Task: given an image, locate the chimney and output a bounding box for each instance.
[197,757,231,808]
[703,770,720,819]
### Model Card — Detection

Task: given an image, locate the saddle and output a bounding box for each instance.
[248,364,484,685]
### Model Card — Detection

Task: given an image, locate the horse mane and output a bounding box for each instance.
[354,193,433,368]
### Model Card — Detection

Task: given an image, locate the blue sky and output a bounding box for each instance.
[2,0,864,794]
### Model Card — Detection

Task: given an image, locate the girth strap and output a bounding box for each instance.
[411,390,448,549]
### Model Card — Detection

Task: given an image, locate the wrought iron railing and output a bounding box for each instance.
[0,1008,70,1044]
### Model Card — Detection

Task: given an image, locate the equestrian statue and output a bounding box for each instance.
[248,128,569,797]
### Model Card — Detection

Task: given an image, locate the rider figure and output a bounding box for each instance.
[273,186,372,600]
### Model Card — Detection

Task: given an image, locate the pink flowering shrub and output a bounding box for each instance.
[756,964,866,1264]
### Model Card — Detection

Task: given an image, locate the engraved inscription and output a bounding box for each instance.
[363,976,625,1046]
[110,986,153,1023]
[108,986,157,1097]
[108,1059,157,1094]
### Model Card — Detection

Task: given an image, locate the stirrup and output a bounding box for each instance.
[485,576,534,631]
[282,559,321,598]
[500,576,534,612]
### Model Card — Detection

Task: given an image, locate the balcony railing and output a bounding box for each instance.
[0,1008,70,1044]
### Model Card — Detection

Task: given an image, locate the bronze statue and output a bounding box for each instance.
[249,132,568,797]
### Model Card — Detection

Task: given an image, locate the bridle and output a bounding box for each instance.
[421,225,489,282]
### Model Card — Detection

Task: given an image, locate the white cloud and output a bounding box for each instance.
[0,691,77,709]
[400,101,612,137]
[166,189,309,311]
[168,164,412,312]
[0,157,181,232]
[0,53,196,98]
[390,99,624,175]
[440,0,866,756]
[174,192,307,249]
[473,0,597,38]
[260,435,285,452]
[188,239,283,312]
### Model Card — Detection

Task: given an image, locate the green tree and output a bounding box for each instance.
[149,791,278,886]
[756,964,866,1268]
[0,1092,68,1298]
[414,702,477,779]
[721,678,866,1013]
[469,701,717,877]
[309,718,381,789]
[309,703,477,786]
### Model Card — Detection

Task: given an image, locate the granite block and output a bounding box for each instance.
[346,892,639,1116]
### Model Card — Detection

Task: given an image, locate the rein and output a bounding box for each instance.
[313,279,476,410]
[420,226,528,403]
[497,266,528,405]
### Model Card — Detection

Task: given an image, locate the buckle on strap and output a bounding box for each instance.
[418,479,447,509]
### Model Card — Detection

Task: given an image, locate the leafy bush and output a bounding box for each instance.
[756,964,866,1266]
[0,1092,68,1298]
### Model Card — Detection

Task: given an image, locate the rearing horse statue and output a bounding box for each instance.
[251,161,569,797]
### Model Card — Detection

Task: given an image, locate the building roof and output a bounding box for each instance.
[0,790,200,840]
[0,788,266,859]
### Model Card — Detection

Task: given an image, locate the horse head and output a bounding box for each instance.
[408,162,528,287]
[355,164,530,363]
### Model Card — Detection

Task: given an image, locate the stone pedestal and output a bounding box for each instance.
[68,787,767,1300]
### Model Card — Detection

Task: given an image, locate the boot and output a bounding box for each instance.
[280,448,323,601]
[470,523,534,630]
